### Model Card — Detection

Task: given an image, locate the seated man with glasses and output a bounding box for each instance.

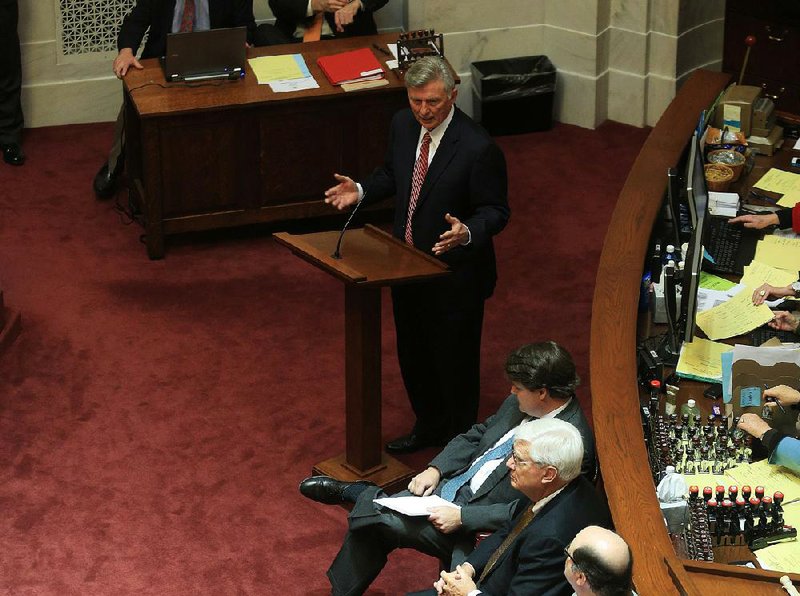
[413,418,611,596]
[564,526,635,596]
[298,341,596,596]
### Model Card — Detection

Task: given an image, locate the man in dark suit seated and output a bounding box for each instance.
[298,341,597,596]
[414,419,611,596]
[564,526,635,596]
[256,0,388,45]
[93,0,257,199]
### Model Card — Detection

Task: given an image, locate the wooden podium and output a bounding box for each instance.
[274,225,449,488]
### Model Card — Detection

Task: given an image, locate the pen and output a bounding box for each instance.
[764,384,786,413]
[372,43,391,57]
[782,497,800,506]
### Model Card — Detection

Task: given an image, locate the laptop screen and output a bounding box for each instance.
[163,26,246,82]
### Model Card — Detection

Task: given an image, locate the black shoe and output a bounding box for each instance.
[299,475,375,505]
[2,143,25,166]
[93,161,121,199]
[385,432,444,454]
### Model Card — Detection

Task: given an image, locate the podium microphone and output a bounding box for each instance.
[332,190,367,259]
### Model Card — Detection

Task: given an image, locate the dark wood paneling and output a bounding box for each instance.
[123,33,409,258]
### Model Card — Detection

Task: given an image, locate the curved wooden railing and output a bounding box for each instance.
[590,69,800,594]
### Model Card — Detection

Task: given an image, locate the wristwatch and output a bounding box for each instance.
[792,281,800,297]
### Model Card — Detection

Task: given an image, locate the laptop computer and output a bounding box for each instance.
[162,26,247,83]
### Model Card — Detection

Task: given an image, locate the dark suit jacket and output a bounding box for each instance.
[268,0,387,40]
[428,395,596,533]
[117,0,256,59]
[467,477,611,596]
[365,107,509,306]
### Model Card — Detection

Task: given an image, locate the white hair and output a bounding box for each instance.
[514,418,583,482]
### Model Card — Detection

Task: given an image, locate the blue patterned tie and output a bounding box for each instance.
[440,435,514,502]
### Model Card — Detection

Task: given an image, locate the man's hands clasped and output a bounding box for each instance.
[311,0,361,32]
[434,564,477,596]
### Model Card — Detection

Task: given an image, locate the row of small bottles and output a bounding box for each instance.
[688,485,788,548]
[646,381,751,475]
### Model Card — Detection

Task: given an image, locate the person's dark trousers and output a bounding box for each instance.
[0,0,23,146]
[391,282,484,442]
[327,487,465,596]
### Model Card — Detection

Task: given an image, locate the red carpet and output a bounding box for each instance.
[0,119,649,594]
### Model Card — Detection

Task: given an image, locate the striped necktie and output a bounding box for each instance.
[404,132,431,245]
[179,0,195,33]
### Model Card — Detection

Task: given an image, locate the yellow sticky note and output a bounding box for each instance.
[695,290,774,340]
[777,190,800,208]
[700,271,737,291]
[676,337,733,380]
[754,235,800,271]
[754,167,800,196]
[740,261,798,290]
[248,55,304,83]
[727,459,800,503]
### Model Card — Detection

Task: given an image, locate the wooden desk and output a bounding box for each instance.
[591,69,800,594]
[123,33,407,259]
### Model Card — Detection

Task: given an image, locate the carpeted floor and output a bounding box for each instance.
[0,119,649,595]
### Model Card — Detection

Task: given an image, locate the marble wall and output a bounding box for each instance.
[408,0,725,128]
[18,0,725,129]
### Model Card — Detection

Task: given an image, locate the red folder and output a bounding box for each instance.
[317,47,385,85]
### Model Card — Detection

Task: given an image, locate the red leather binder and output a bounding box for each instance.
[317,47,384,85]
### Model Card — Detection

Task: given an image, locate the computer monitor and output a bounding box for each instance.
[680,132,708,344]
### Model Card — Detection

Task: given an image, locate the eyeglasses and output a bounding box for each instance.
[510,451,535,467]
[564,547,578,567]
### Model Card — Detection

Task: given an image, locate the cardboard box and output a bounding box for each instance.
[747,125,784,156]
[713,85,762,136]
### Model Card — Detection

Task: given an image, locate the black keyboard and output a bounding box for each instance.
[705,216,761,275]
[751,325,798,345]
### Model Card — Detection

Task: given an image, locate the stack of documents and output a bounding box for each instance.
[753,167,800,208]
[317,47,384,85]
[248,53,319,92]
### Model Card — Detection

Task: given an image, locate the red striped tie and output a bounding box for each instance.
[180,0,195,33]
[404,132,431,245]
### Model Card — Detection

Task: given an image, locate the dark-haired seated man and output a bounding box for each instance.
[298,341,597,596]
[565,526,635,596]
[412,419,611,596]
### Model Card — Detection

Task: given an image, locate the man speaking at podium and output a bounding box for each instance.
[325,56,510,453]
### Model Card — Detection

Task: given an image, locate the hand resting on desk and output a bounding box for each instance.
[729,212,780,230]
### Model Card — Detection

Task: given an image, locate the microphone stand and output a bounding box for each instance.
[332,191,367,259]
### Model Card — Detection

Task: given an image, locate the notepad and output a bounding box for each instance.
[317,47,384,85]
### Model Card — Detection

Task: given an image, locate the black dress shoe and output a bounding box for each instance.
[2,143,25,166]
[93,161,121,199]
[299,475,375,505]
[385,432,444,454]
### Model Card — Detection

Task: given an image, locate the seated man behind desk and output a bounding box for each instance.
[414,419,612,596]
[299,341,597,596]
[738,385,800,475]
[93,0,257,199]
[257,0,387,45]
